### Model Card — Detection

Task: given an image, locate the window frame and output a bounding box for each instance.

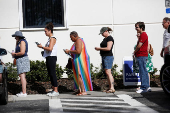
[19,0,68,30]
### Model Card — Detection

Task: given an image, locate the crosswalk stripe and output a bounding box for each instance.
[117,94,159,113]
[49,94,158,113]
[49,99,63,113]
[60,99,127,104]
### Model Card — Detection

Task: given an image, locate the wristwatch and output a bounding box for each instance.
[42,47,43,49]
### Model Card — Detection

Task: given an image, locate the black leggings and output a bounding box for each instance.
[46,56,58,87]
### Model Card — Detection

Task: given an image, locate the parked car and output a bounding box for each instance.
[0,48,8,105]
[160,45,170,96]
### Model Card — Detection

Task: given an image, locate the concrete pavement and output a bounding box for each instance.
[8,87,164,102]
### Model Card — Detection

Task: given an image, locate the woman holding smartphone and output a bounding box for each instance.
[37,22,59,96]
[11,31,30,97]
[95,27,115,93]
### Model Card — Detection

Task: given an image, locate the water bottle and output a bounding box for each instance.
[12,50,14,58]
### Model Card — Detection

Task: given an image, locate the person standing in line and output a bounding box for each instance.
[0,45,3,83]
[64,31,93,96]
[160,17,170,63]
[133,33,153,92]
[133,22,149,93]
[11,31,30,97]
[95,27,115,93]
[37,22,59,96]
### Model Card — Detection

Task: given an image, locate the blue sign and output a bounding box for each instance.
[123,57,141,86]
[124,61,140,82]
[166,8,170,13]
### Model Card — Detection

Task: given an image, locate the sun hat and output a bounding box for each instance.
[99,27,108,35]
[12,31,25,38]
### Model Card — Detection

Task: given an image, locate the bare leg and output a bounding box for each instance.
[19,73,27,94]
[77,74,87,96]
[0,73,2,83]
[105,69,115,90]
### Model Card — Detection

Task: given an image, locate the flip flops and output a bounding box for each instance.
[76,92,87,96]
[106,89,115,93]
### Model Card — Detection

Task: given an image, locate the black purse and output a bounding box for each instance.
[66,58,72,69]
[41,51,44,56]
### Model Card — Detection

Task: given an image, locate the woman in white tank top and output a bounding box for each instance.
[37,22,59,97]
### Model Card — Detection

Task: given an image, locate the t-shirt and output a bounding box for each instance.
[100,36,114,56]
[135,32,148,57]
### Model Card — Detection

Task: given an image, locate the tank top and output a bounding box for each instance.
[15,39,28,59]
[43,36,57,58]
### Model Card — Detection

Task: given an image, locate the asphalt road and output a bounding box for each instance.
[0,87,170,113]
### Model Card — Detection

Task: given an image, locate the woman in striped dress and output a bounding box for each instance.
[65,31,93,96]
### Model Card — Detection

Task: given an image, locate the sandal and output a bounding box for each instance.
[72,90,80,95]
[76,92,87,96]
[106,89,115,93]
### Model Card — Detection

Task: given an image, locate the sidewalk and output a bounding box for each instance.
[8,87,163,102]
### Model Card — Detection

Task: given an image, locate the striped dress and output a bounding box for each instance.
[70,38,93,91]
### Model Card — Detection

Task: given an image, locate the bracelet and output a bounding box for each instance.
[69,51,71,54]
[42,47,43,49]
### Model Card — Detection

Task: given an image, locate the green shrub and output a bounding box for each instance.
[149,68,158,78]
[5,62,18,81]
[5,60,64,82]
[90,63,120,79]
[64,68,74,79]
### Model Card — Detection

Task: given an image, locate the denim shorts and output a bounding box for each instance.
[0,64,3,73]
[102,56,114,69]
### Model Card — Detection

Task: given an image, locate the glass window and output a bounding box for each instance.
[22,0,65,28]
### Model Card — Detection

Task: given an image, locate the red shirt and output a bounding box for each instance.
[135,32,148,57]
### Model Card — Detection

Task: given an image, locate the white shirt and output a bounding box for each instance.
[163,29,170,48]
[43,36,57,58]
[0,45,2,60]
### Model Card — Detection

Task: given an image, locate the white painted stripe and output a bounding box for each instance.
[62,107,135,113]
[60,99,126,103]
[65,96,121,99]
[62,103,133,108]
[49,99,63,113]
[117,94,159,113]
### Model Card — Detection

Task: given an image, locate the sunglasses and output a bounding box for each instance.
[135,27,139,29]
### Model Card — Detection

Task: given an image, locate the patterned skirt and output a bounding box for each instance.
[16,56,30,74]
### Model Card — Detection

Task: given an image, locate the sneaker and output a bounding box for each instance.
[136,89,148,93]
[46,91,53,96]
[48,91,59,96]
[16,92,27,97]
[147,87,152,92]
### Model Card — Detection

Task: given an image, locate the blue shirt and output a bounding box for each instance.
[15,39,28,59]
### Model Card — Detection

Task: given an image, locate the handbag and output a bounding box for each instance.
[66,58,72,69]
[149,44,154,56]
[41,51,44,56]
[13,58,16,65]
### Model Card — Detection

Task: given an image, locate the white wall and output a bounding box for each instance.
[0,0,169,77]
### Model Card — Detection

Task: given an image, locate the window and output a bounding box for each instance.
[19,0,67,30]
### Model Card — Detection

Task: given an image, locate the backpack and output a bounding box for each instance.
[149,44,154,56]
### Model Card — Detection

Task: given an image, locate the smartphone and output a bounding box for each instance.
[35,42,40,45]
